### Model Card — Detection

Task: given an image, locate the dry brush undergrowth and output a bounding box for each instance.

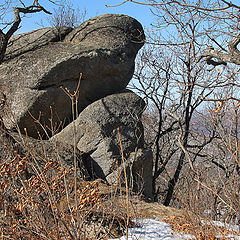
[160,214,240,240]
[0,125,136,240]
[0,74,139,240]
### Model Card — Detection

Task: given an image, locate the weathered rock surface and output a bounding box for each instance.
[0,14,145,138]
[64,14,145,57]
[4,27,73,60]
[53,90,153,198]
[53,90,145,176]
[0,14,152,198]
[107,148,153,199]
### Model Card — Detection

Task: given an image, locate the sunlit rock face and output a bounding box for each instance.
[53,90,153,199]
[0,14,145,138]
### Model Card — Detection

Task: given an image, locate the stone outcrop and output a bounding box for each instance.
[53,90,153,198]
[107,148,153,199]
[0,14,152,199]
[0,14,145,138]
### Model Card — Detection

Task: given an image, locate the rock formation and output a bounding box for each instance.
[0,14,145,138]
[0,14,153,199]
[53,90,145,176]
[52,90,153,197]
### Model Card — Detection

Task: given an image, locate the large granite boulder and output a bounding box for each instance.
[52,90,153,199]
[0,14,145,138]
[64,14,144,57]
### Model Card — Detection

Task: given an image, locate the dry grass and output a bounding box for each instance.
[1,136,239,240]
[0,74,136,239]
[0,147,132,239]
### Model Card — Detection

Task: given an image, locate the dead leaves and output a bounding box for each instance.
[159,215,240,240]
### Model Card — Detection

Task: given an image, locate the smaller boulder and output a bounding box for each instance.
[53,90,153,198]
[107,148,153,199]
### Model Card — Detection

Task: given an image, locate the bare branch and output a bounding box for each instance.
[106,0,238,11]
[0,2,52,64]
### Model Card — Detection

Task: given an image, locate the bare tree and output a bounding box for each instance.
[47,0,86,40]
[127,0,240,206]
[48,0,86,30]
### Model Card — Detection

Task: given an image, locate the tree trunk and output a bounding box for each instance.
[163,151,185,206]
[0,30,7,64]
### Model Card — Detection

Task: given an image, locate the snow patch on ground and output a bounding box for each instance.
[208,220,240,232]
[110,218,240,240]
[109,218,194,240]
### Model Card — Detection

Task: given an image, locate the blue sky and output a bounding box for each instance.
[17,0,154,33]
